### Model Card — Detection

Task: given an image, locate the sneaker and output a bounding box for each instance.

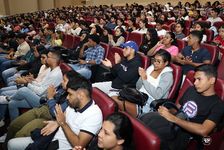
[0,133,6,143]
[0,96,8,104]
[0,119,4,128]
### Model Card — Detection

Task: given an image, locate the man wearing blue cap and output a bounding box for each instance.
[93,41,141,97]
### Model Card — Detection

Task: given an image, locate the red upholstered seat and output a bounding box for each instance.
[121,111,160,150]
[146,24,156,28]
[126,32,144,46]
[204,29,214,43]
[161,24,170,31]
[106,46,124,66]
[201,43,218,64]
[168,64,182,99]
[185,20,192,28]
[213,21,224,30]
[176,39,186,51]
[59,62,72,74]
[218,56,224,80]
[183,27,190,36]
[139,54,149,69]
[100,42,110,58]
[73,36,81,49]
[92,87,117,119]
[62,34,76,49]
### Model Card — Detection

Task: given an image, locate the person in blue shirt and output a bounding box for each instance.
[174,30,211,74]
[69,34,105,79]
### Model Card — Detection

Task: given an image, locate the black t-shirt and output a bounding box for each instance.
[179,86,224,124]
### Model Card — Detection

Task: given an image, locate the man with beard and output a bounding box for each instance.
[8,77,103,150]
[1,70,81,148]
[0,50,63,121]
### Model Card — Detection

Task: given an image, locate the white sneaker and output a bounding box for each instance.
[0,119,4,128]
[0,133,6,143]
[0,96,8,104]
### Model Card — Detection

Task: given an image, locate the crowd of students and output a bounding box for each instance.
[0,0,224,150]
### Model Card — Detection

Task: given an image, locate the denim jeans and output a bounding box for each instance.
[0,85,18,120]
[2,67,17,83]
[8,87,41,120]
[69,64,92,79]
[5,70,26,86]
[0,60,16,73]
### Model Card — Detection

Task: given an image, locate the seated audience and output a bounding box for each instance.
[132,19,147,34]
[126,18,136,32]
[74,112,133,150]
[139,28,159,55]
[206,8,223,26]
[7,77,103,150]
[100,27,112,44]
[212,25,224,49]
[112,49,173,117]
[69,34,105,79]
[174,22,185,39]
[93,41,141,97]
[0,50,63,120]
[140,64,224,149]
[1,70,80,146]
[155,19,167,37]
[147,32,179,57]
[175,30,211,74]
[108,27,125,47]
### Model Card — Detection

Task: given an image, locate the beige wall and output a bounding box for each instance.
[38,0,54,10]
[55,0,72,8]
[0,0,6,15]
[8,0,38,15]
[0,0,222,16]
[91,0,221,6]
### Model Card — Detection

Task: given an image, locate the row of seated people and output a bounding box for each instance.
[0,3,223,150]
[0,50,224,150]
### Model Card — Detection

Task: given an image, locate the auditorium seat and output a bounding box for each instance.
[146,24,156,28]
[62,34,75,49]
[168,64,182,99]
[218,56,224,80]
[185,20,192,28]
[139,54,149,69]
[121,111,160,150]
[100,42,110,58]
[59,62,72,74]
[126,32,144,46]
[204,29,214,43]
[92,87,117,119]
[73,35,81,49]
[106,46,124,65]
[161,24,170,31]
[213,21,224,30]
[176,39,186,51]
[201,43,218,64]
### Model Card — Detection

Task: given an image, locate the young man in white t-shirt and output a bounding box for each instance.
[7,77,103,150]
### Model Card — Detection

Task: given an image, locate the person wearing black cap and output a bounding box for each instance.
[93,40,141,97]
[69,34,105,79]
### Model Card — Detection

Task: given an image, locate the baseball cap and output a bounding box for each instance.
[121,41,139,52]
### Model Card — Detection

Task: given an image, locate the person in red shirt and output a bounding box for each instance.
[213,25,224,49]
